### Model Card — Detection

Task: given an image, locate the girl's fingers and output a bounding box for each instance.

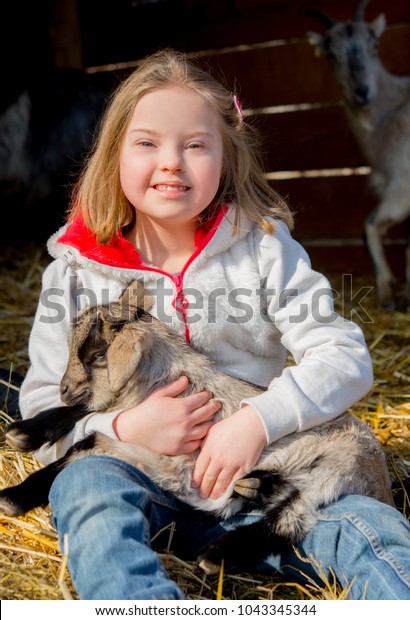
[189,420,214,440]
[191,400,221,423]
[208,469,242,499]
[153,375,189,397]
[192,453,210,489]
[152,378,220,422]
[193,457,242,498]
[184,390,214,410]
[197,467,224,498]
[182,440,202,453]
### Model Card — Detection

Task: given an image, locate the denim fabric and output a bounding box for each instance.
[49,455,410,600]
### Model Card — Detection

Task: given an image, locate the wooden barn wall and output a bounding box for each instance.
[74,1,410,278]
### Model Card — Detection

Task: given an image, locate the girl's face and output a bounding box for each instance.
[120,86,224,230]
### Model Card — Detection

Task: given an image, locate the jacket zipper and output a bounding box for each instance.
[59,206,228,344]
[170,273,191,342]
[133,206,228,342]
[129,265,191,341]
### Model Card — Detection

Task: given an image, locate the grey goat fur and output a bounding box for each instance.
[2,279,393,573]
[306,0,410,309]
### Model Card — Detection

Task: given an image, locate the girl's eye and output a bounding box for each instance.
[137,140,155,148]
[187,142,205,150]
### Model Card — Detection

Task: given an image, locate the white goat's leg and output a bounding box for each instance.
[365,209,396,308]
[365,189,410,308]
[406,234,410,310]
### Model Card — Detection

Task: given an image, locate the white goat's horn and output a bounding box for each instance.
[304,8,337,29]
[354,0,369,21]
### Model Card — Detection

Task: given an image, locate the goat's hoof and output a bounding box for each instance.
[5,426,33,452]
[378,283,396,310]
[233,470,284,505]
[197,545,223,576]
[198,558,221,576]
[233,477,261,499]
[380,300,396,311]
[0,491,26,517]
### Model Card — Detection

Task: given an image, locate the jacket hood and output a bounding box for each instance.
[47,204,252,277]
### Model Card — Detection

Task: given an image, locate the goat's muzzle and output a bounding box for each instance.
[60,380,91,407]
[353,84,372,106]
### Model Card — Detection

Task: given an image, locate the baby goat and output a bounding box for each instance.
[306,0,410,309]
[0,280,393,574]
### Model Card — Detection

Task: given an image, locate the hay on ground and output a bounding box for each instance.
[0,245,409,600]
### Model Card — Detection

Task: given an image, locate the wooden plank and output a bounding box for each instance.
[80,0,410,69]
[100,25,410,109]
[303,245,406,280]
[51,0,83,69]
[254,105,364,171]
[200,42,338,108]
[272,176,408,240]
[199,24,410,108]
[297,0,410,27]
[187,0,410,51]
[276,175,375,240]
[231,0,410,25]
[80,1,410,66]
[379,24,410,75]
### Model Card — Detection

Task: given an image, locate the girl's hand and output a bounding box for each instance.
[192,405,267,499]
[113,376,221,455]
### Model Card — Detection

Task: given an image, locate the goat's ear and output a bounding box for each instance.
[306,32,325,56]
[119,280,153,316]
[106,329,151,393]
[371,14,386,38]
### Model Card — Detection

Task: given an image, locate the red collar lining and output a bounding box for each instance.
[57,206,228,271]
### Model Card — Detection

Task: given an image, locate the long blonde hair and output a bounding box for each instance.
[69,49,293,244]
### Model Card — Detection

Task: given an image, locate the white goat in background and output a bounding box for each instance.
[306,0,410,309]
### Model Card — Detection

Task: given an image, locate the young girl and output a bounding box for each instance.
[19,49,410,600]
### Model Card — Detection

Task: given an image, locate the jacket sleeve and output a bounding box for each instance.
[241,221,374,445]
[19,258,119,465]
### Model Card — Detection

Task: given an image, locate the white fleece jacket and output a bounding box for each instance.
[19,205,373,465]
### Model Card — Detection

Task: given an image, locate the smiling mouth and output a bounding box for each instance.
[153,184,189,192]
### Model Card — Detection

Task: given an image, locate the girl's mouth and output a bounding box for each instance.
[153,184,189,192]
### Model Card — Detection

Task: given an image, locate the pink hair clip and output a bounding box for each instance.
[233,95,244,120]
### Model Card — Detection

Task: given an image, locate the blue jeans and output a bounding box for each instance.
[49,455,410,600]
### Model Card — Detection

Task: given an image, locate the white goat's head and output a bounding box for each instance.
[306,0,386,107]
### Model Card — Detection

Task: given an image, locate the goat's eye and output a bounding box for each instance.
[91,351,107,365]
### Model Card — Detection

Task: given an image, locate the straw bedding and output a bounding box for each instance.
[0,243,409,600]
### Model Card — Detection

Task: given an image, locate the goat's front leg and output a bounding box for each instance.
[233,476,262,500]
[198,472,299,575]
[0,458,66,516]
[406,233,410,310]
[198,471,296,575]
[197,518,293,576]
[233,470,290,505]
[365,208,396,308]
[0,434,97,516]
[6,405,89,452]
[365,187,410,308]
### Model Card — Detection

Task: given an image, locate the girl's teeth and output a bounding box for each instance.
[156,185,187,191]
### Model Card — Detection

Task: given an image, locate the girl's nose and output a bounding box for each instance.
[159,148,184,172]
